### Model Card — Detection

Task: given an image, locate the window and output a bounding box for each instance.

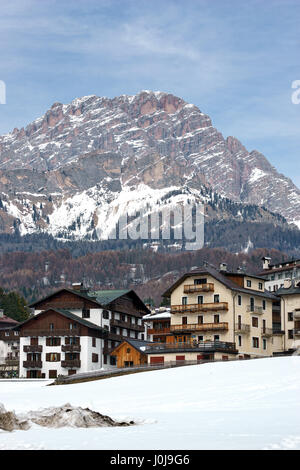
[14,331,19,336]
[182,316,187,325]
[288,312,294,322]
[238,335,242,347]
[214,295,220,303]
[288,329,294,339]
[198,336,204,342]
[252,317,258,328]
[252,337,259,348]
[46,353,60,362]
[110,356,116,366]
[259,282,263,290]
[92,353,98,363]
[197,296,204,304]
[247,280,252,288]
[262,300,266,310]
[46,337,61,346]
[263,339,267,350]
[49,323,54,330]
[82,308,90,318]
[92,337,96,347]
[214,314,220,323]
[102,310,109,319]
[126,348,131,353]
[197,315,203,324]
[238,295,242,306]
[250,297,255,311]
[214,335,220,341]
[194,278,207,285]
[182,297,187,305]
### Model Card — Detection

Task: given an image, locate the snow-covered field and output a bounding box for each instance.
[1,356,300,450]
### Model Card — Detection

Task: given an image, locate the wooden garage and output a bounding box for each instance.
[110,339,150,368]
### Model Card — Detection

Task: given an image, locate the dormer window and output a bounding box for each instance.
[247,280,252,288]
[259,282,263,290]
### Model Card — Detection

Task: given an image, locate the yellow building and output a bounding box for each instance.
[277,282,300,353]
[146,263,279,364]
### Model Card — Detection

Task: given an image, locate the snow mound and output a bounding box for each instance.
[0,403,134,431]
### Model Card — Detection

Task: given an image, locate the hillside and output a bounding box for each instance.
[1,356,300,449]
[0,247,289,306]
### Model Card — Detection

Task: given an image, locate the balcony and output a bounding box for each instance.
[294,328,300,336]
[23,345,43,353]
[293,310,300,320]
[235,324,250,334]
[148,327,171,335]
[61,360,81,368]
[23,360,42,368]
[110,318,144,332]
[22,329,81,337]
[61,344,81,352]
[183,283,214,294]
[261,327,273,337]
[145,340,237,354]
[170,322,228,333]
[247,305,264,315]
[171,302,229,314]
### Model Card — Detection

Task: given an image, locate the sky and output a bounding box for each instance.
[0,0,299,186]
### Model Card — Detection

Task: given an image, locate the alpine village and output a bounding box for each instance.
[1,255,300,380]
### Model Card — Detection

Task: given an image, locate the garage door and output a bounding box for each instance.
[150,356,164,364]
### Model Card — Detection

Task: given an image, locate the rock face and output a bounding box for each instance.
[0,90,299,241]
[0,403,133,431]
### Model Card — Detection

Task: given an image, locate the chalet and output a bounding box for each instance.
[144,263,279,365]
[110,339,149,368]
[143,308,172,343]
[18,284,150,378]
[0,311,20,377]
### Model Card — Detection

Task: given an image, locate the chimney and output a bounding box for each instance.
[72,282,83,291]
[219,263,228,272]
[262,257,271,270]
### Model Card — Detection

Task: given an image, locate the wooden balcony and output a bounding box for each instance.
[23,345,43,353]
[61,360,81,368]
[293,309,300,320]
[261,327,273,337]
[235,324,250,334]
[183,283,214,294]
[110,318,144,332]
[23,360,42,368]
[171,302,228,314]
[148,328,171,335]
[61,344,81,352]
[22,329,81,337]
[145,340,237,354]
[170,322,228,333]
[247,306,263,314]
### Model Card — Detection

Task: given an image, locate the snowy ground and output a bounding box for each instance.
[1,356,300,450]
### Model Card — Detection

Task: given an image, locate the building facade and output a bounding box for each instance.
[18,285,149,378]
[144,264,278,364]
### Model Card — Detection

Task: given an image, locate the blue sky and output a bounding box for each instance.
[0,0,299,186]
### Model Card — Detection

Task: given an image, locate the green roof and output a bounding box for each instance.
[88,289,131,306]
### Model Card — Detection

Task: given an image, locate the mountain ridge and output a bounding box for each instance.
[0,90,299,249]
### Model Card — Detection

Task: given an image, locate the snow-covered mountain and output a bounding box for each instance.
[0,90,299,243]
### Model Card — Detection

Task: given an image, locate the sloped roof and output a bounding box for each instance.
[162,264,278,300]
[111,338,153,355]
[89,289,131,306]
[17,307,106,333]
